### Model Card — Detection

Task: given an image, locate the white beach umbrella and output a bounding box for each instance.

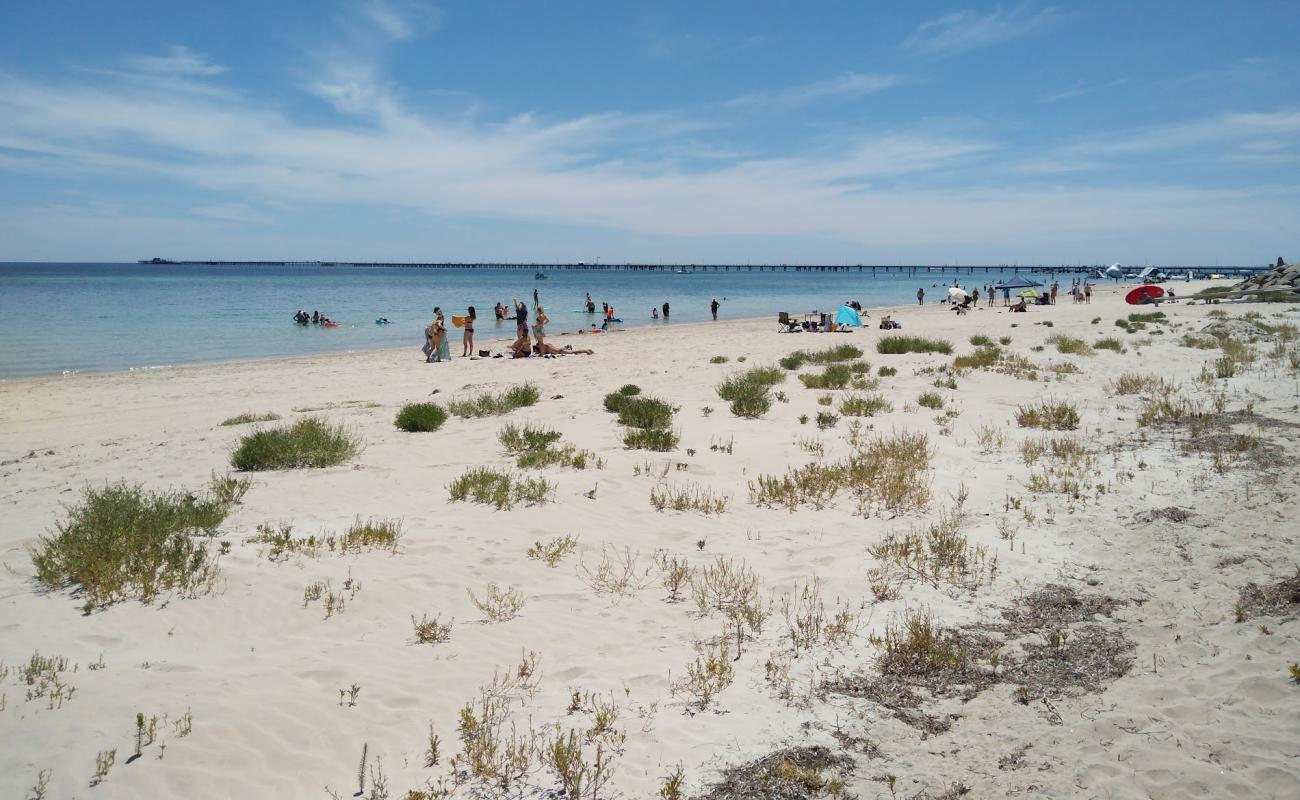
[948,287,968,302]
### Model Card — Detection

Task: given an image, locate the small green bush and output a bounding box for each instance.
[618,396,675,430]
[999,337,1012,345]
[799,363,853,390]
[969,335,992,347]
[624,427,680,451]
[840,392,892,417]
[1046,334,1092,356]
[952,345,1001,369]
[619,384,642,396]
[780,344,864,370]
[1094,337,1124,353]
[727,381,773,419]
[877,366,898,377]
[498,422,563,454]
[709,356,728,364]
[917,392,944,409]
[230,417,361,471]
[876,336,953,355]
[394,403,448,432]
[30,482,233,607]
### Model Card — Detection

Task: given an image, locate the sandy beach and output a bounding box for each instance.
[2,284,1298,799]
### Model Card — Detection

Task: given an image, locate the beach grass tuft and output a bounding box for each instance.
[30,482,233,607]
[230,417,361,470]
[447,467,554,510]
[876,336,953,355]
[779,344,864,370]
[446,384,540,418]
[917,392,945,410]
[839,392,892,417]
[1015,398,1081,430]
[717,366,784,418]
[394,402,449,432]
[1046,334,1092,355]
[798,363,855,389]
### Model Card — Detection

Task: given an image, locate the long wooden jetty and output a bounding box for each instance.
[152,260,1268,276]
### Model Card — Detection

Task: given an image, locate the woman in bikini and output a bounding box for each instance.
[461,306,476,357]
[532,304,549,351]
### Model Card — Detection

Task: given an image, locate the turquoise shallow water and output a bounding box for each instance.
[0,263,1075,377]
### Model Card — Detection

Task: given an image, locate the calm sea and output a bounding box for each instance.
[0,263,1075,378]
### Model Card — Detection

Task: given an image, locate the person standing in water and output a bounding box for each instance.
[662,301,670,320]
[917,288,925,305]
[710,298,719,320]
[461,306,476,357]
[533,287,540,306]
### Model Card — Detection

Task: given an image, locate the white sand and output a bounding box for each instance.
[2,284,1298,799]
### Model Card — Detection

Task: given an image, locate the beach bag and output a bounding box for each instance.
[479,349,490,357]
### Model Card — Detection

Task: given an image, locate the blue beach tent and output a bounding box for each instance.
[993,277,1044,290]
[834,305,862,327]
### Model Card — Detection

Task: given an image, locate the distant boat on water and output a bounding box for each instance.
[676,268,690,274]
[138,257,177,264]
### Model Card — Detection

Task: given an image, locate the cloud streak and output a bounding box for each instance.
[902,5,1061,57]
[122,45,226,77]
[726,72,901,111]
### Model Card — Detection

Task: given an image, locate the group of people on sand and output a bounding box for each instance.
[293,309,333,325]
[424,293,595,363]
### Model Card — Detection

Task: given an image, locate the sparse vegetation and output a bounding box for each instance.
[1015,398,1080,430]
[877,366,897,377]
[230,416,361,470]
[798,363,855,389]
[1094,337,1124,352]
[527,535,579,567]
[650,482,729,514]
[877,336,953,355]
[780,344,863,370]
[718,367,784,418]
[467,583,526,623]
[1046,334,1092,355]
[411,613,453,644]
[30,481,236,608]
[750,430,932,515]
[447,384,541,418]
[448,467,554,510]
[499,423,603,469]
[917,392,944,410]
[839,392,891,417]
[220,411,281,426]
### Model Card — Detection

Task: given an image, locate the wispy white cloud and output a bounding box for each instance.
[1043,77,1128,103]
[359,0,443,41]
[643,31,765,63]
[903,5,1061,57]
[191,203,275,225]
[726,72,901,111]
[122,45,226,77]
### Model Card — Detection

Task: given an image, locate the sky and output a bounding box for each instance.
[0,0,1297,265]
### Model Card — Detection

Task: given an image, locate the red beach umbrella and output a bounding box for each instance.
[1125,285,1165,305]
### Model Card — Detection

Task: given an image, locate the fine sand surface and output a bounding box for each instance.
[2,284,1298,799]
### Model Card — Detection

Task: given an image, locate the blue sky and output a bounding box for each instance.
[1,1,1297,264]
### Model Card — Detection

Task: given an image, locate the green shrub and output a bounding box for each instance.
[1046,334,1092,355]
[815,411,838,429]
[394,402,448,432]
[727,381,773,419]
[999,337,1012,345]
[952,345,1000,369]
[877,366,898,377]
[619,384,642,396]
[840,392,892,417]
[1015,399,1081,430]
[876,336,953,355]
[1180,335,1217,349]
[969,335,992,347]
[220,412,281,426]
[498,422,563,454]
[780,344,864,370]
[709,356,728,364]
[447,467,553,510]
[447,384,540,418]
[603,392,631,412]
[917,392,944,409]
[30,483,233,607]
[618,396,675,430]
[624,427,680,451]
[230,417,360,471]
[1128,312,1167,324]
[1094,338,1124,353]
[799,363,853,389]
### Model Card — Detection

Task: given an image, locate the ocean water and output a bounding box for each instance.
[0,263,1077,378]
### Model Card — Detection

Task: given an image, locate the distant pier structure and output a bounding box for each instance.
[150,260,1268,276]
